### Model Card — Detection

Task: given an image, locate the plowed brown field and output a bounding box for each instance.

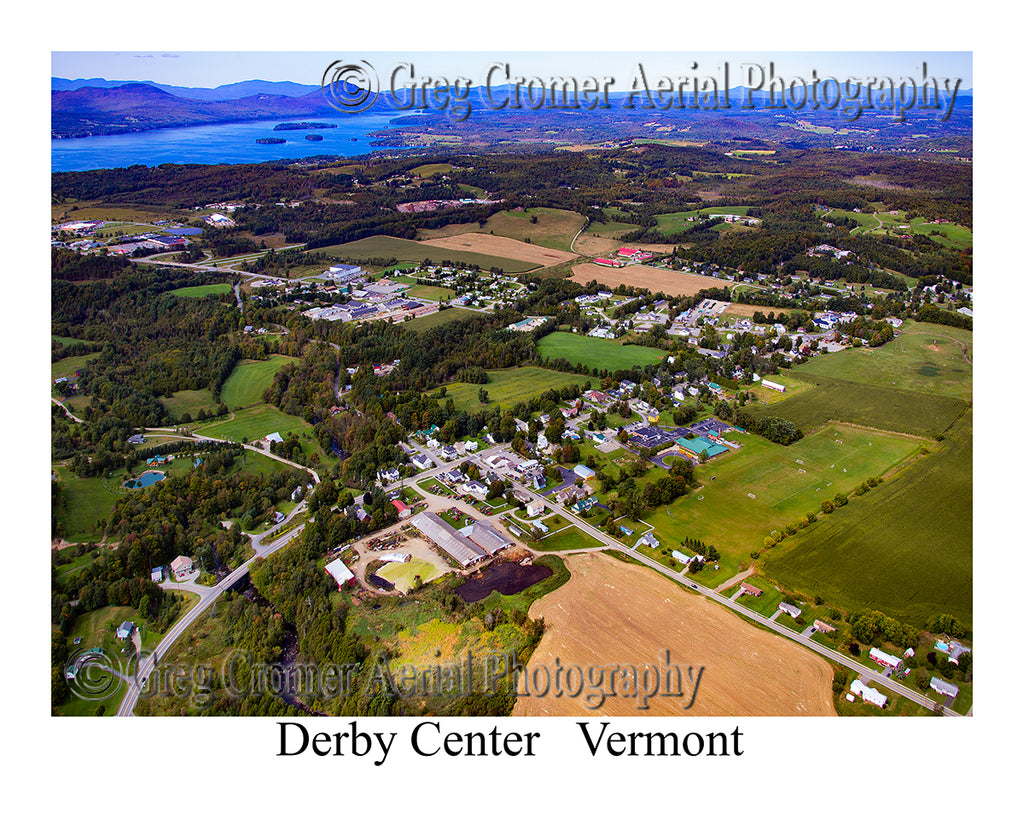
[570,264,729,297]
[512,552,836,717]
[418,233,578,267]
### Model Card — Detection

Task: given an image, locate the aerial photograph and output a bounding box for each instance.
[49,48,975,730]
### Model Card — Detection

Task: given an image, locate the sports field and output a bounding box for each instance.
[442,367,591,413]
[762,413,972,628]
[570,263,728,297]
[167,283,233,298]
[536,331,666,371]
[219,355,297,409]
[513,552,836,716]
[642,424,922,574]
[317,235,538,274]
[404,284,455,301]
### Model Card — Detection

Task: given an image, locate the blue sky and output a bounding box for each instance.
[52,51,972,90]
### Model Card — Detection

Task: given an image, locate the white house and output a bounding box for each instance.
[851,679,887,708]
[526,500,545,518]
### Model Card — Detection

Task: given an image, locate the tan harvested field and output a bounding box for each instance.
[418,233,578,267]
[513,552,836,717]
[722,302,767,318]
[570,263,729,297]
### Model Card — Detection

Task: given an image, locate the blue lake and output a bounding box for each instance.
[51,115,405,172]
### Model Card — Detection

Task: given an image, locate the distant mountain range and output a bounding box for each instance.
[52,77,320,100]
[51,81,389,138]
[52,76,973,141]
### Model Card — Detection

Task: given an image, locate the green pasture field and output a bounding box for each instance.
[402,307,479,333]
[762,412,972,628]
[748,372,968,439]
[639,424,922,569]
[220,355,298,409]
[480,208,585,252]
[409,163,453,177]
[795,322,972,401]
[654,206,751,234]
[441,366,591,413]
[51,203,182,224]
[160,388,220,421]
[52,352,99,383]
[167,283,233,298]
[537,332,667,371]
[195,405,321,455]
[821,208,972,248]
[318,235,538,274]
[52,463,126,542]
[405,284,456,301]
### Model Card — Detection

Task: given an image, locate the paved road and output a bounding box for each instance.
[116,503,309,716]
[450,446,960,716]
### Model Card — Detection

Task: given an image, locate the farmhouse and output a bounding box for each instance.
[777,602,802,619]
[325,558,356,589]
[869,647,902,669]
[170,555,194,578]
[930,677,959,699]
[812,620,837,634]
[739,582,762,597]
[671,550,693,565]
[850,679,887,708]
[116,621,135,640]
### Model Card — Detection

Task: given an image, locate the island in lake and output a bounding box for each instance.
[274,121,338,131]
[255,137,286,144]
[305,134,324,141]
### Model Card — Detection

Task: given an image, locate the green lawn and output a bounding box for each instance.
[167,282,233,298]
[762,412,972,628]
[654,206,751,234]
[441,367,591,413]
[533,524,607,552]
[219,355,298,409]
[537,332,667,371]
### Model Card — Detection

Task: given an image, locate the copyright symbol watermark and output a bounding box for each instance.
[322,59,379,113]
[65,648,125,702]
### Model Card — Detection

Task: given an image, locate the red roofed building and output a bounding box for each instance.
[594,257,626,268]
[392,499,412,519]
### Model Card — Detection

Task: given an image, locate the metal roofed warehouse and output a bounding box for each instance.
[411,512,487,567]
